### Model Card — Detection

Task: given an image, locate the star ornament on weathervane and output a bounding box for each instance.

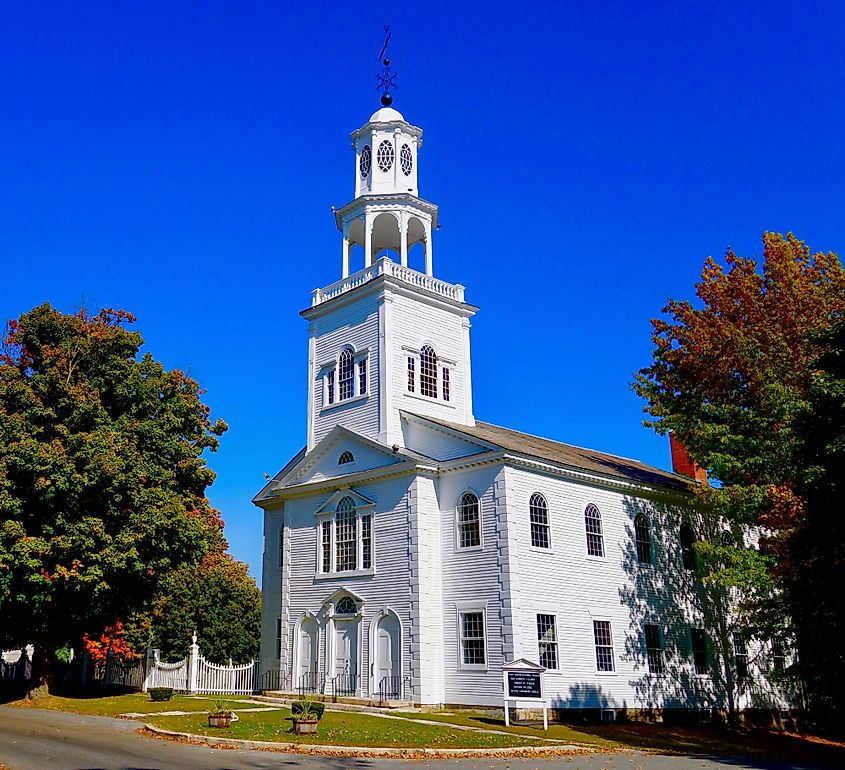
[376,25,398,107]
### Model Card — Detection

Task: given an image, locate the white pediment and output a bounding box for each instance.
[273,425,412,490]
[314,488,375,516]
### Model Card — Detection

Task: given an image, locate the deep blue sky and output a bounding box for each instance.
[3,2,843,584]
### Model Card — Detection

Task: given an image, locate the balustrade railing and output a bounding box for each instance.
[312,257,465,306]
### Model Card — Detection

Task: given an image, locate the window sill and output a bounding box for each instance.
[455,545,483,554]
[529,546,554,555]
[459,664,488,672]
[404,390,455,408]
[321,394,368,414]
[595,671,617,676]
[314,568,375,580]
[585,554,607,562]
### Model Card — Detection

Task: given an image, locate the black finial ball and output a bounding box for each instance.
[383,58,390,67]
[381,92,394,107]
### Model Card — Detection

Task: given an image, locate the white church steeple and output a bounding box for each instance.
[334,107,438,278]
[303,59,476,452]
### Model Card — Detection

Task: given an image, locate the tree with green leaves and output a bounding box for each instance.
[634,232,845,729]
[0,303,227,695]
[149,552,261,664]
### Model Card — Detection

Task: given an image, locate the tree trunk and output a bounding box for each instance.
[26,645,53,699]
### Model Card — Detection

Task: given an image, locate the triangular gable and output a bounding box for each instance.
[314,488,375,515]
[274,425,412,490]
[400,411,499,461]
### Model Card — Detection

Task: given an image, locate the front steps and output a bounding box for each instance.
[256,690,416,713]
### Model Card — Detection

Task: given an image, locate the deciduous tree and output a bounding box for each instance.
[634,232,845,729]
[0,303,227,696]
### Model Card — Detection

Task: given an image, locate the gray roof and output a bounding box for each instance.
[413,414,691,492]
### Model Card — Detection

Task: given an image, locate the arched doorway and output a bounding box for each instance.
[375,611,401,698]
[297,615,319,692]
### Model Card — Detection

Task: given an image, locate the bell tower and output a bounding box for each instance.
[334,94,437,278]
[303,48,476,452]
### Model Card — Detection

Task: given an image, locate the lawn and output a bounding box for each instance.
[6,692,256,717]
[146,708,558,749]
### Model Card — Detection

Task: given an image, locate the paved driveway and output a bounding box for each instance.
[0,706,832,770]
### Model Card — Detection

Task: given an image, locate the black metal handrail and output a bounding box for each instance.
[378,674,412,701]
[261,669,291,692]
[298,670,321,696]
[331,671,357,701]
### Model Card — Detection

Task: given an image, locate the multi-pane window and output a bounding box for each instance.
[319,498,374,574]
[680,523,697,571]
[772,641,786,673]
[335,498,357,572]
[537,614,558,670]
[457,492,481,549]
[460,611,486,666]
[635,513,652,564]
[358,357,367,395]
[361,513,372,570]
[442,367,450,402]
[336,596,357,615]
[691,628,709,674]
[338,451,354,465]
[645,624,664,674]
[407,357,415,392]
[593,620,615,672]
[529,493,550,549]
[338,349,354,401]
[733,632,748,680]
[585,504,604,557]
[321,521,331,572]
[276,616,283,658]
[327,370,335,405]
[420,345,438,397]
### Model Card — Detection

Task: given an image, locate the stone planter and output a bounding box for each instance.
[208,713,233,729]
[293,718,319,734]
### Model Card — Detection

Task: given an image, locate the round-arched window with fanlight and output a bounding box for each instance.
[377,140,394,172]
[336,596,357,615]
[359,145,372,178]
[400,144,413,176]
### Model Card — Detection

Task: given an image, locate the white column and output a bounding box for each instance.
[187,633,199,694]
[364,213,373,268]
[342,223,350,278]
[400,213,408,267]
[424,222,433,276]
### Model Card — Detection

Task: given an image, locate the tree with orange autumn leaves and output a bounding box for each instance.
[0,304,228,696]
[635,233,845,730]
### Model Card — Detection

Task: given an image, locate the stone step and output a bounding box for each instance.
[255,691,416,713]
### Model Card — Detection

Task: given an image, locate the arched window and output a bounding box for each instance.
[336,596,357,615]
[457,492,481,549]
[680,522,696,571]
[635,513,652,564]
[529,493,550,549]
[585,503,604,557]
[338,348,354,401]
[338,451,354,465]
[335,497,357,571]
[420,345,437,398]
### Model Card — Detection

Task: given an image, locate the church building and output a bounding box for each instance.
[254,95,790,716]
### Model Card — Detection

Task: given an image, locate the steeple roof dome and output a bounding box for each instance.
[369,106,405,123]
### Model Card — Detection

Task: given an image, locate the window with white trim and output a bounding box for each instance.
[585,503,604,557]
[442,366,450,402]
[530,493,550,549]
[593,620,615,672]
[420,345,437,398]
[635,513,652,564]
[457,492,481,549]
[323,347,369,407]
[318,496,374,573]
[733,631,748,680]
[680,522,697,572]
[537,614,558,670]
[405,346,454,403]
[459,611,486,666]
[691,627,709,674]
[407,357,415,392]
[645,624,664,674]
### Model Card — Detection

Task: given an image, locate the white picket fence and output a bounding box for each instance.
[143,636,258,695]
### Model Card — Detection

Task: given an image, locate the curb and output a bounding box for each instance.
[141,723,594,758]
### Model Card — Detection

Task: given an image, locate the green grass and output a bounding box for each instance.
[147,708,557,749]
[7,692,256,717]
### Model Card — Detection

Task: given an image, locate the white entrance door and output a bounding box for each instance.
[298,617,318,691]
[376,613,400,698]
[334,623,357,694]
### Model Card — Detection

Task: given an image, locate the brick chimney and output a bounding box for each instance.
[669,432,707,483]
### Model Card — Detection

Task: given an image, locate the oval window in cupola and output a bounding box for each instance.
[400,144,413,176]
[377,140,394,172]
[338,451,354,465]
[359,145,372,178]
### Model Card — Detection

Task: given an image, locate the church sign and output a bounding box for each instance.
[501,658,548,730]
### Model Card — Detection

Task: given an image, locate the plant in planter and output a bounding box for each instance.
[290,699,324,734]
[149,687,174,702]
[207,698,238,729]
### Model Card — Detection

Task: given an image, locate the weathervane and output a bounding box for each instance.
[376,26,397,107]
